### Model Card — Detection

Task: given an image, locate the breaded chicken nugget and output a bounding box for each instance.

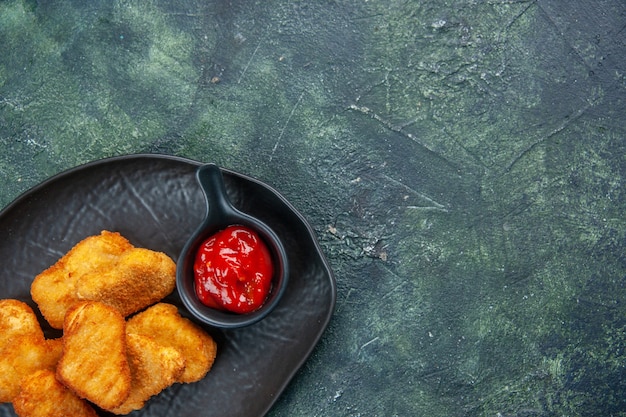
[108,333,185,414]
[126,303,217,383]
[0,300,63,403]
[57,301,131,410]
[12,369,98,417]
[0,336,62,403]
[76,247,176,317]
[31,231,133,329]
[0,299,43,342]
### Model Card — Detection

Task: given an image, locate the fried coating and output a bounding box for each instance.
[44,337,64,363]
[0,299,43,342]
[31,231,133,329]
[56,301,131,410]
[31,231,177,328]
[0,337,61,403]
[75,247,176,317]
[108,333,185,414]
[126,303,217,383]
[12,369,98,417]
[0,299,62,403]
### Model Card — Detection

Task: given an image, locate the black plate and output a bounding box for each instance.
[0,154,336,417]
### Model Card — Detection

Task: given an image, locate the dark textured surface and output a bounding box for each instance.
[1,0,626,415]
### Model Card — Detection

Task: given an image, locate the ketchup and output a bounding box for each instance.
[194,225,274,314]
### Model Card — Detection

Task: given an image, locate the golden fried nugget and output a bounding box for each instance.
[0,300,62,403]
[108,333,185,414]
[56,301,131,410]
[31,231,133,329]
[126,303,217,383]
[0,299,43,343]
[76,247,176,317]
[0,335,62,403]
[12,369,98,417]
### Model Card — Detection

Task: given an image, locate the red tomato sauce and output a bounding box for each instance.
[194,225,274,314]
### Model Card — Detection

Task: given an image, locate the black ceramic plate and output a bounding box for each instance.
[0,154,336,417]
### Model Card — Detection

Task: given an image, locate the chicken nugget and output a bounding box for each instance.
[0,299,43,343]
[126,303,217,383]
[0,300,62,403]
[12,369,98,417]
[76,247,176,317]
[57,301,131,410]
[31,231,133,329]
[108,333,185,414]
[0,335,62,403]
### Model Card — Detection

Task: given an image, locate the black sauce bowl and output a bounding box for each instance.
[176,164,289,328]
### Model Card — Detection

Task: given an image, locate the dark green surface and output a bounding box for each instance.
[1,1,625,415]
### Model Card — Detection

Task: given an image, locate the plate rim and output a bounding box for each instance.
[0,152,337,417]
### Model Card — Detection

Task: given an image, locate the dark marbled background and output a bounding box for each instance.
[1,0,625,415]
